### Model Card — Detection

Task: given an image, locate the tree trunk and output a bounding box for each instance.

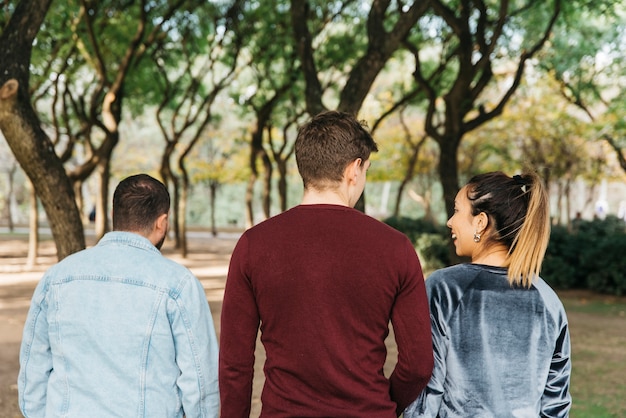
[262,152,272,219]
[95,160,111,240]
[160,142,182,248]
[178,182,188,258]
[178,161,190,259]
[245,170,257,228]
[26,180,39,269]
[277,160,288,212]
[73,180,86,224]
[5,164,17,231]
[209,180,218,237]
[0,81,85,259]
[0,0,85,260]
[437,137,461,220]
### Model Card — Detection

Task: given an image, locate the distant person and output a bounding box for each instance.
[19,174,219,417]
[405,171,571,418]
[219,110,433,417]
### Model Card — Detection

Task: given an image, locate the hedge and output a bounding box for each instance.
[385,215,626,296]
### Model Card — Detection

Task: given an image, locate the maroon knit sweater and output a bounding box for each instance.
[219,204,433,417]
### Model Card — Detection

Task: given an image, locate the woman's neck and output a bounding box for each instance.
[472,245,509,267]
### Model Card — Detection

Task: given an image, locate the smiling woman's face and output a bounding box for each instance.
[446,186,480,258]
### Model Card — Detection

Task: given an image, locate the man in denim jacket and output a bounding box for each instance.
[18,174,219,417]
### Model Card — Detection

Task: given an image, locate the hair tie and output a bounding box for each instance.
[513,174,528,193]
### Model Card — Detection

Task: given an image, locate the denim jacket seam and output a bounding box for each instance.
[98,233,161,254]
[174,293,207,416]
[137,288,167,417]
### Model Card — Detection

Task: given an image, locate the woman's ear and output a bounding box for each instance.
[474,211,489,234]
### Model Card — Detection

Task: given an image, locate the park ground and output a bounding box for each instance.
[0,231,625,417]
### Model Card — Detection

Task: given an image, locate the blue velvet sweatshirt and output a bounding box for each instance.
[404,263,571,418]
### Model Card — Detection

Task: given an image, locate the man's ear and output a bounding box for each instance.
[345,158,362,184]
[154,213,168,233]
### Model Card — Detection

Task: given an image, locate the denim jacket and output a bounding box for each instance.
[18,231,219,418]
[405,264,571,418]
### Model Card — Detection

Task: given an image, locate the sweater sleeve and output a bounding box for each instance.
[388,239,434,415]
[219,235,260,418]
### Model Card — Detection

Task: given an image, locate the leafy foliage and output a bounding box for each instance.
[383,216,451,274]
[543,216,626,295]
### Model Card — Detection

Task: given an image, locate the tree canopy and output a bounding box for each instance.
[2,0,626,259]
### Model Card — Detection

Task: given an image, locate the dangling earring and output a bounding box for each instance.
[473,231,481,243]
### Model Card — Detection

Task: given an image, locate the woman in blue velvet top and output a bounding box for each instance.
[405,171,572,418]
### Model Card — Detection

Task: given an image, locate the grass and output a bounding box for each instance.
[559,290,626,417]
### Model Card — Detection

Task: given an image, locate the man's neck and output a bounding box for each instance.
[300,188,350,207]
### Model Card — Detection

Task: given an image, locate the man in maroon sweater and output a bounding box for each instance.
[219,110,433,417]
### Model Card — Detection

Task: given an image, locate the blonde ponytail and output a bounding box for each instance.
[506,172,551,287]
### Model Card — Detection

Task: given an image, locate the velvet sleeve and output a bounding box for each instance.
[388,239,434,415]
[218,235,260,418]
[540,315,572,418]
[403,272,448,418]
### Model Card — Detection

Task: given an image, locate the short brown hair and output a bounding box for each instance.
[112,174,170,234]
[295,110,378,190]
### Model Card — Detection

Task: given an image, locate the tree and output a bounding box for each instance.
[267,104,305,212]
[229,1,304,225]
[0,0,85,260]
[403,0,561,219]
[464,78,596,225]
[292,0,431,115]
[538,1,626,175]
[290,1,432,211]
[153,0,244,255]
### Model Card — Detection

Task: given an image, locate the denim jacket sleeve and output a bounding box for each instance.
[170,274,220,418]
[18,276,52,418]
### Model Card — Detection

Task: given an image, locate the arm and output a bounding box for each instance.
[172,274,220,418]
[219,235,260,418]
[18,277,52,417]
[404,272,448,418]
[540,318,572,418]
[389,240,434,415]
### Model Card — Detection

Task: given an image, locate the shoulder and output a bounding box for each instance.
[424,264,464,299]
[425,264,493,308]
[533,278,568,319]
[426,264,475,289]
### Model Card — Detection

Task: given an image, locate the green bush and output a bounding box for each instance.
[386,215,626,296]
[543,216,626,295]
[542,225,588,289]
[384,216,451,274]
[415,233,451,273]
[582,234,626,295]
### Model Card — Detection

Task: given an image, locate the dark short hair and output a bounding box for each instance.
[112,174,170,233]
[295,110,378,189]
